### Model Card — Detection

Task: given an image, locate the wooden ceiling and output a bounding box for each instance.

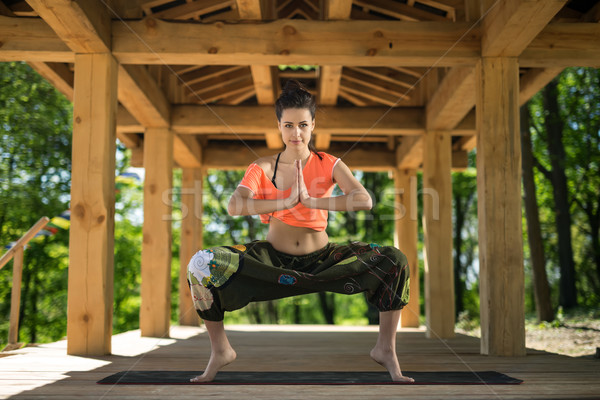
[1,0,599,170]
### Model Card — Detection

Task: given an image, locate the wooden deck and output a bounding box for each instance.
[1,325,599,399]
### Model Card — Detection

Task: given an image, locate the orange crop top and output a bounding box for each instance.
[237,151,340,231]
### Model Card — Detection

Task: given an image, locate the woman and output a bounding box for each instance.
[187,80,413,383]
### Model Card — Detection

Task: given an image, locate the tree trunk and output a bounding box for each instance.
[520,104,555,322]
[542,80,578,309]
[318,292,335,324]
[453,191,465,317]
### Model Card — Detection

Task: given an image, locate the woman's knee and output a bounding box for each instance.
[187,248,216,287]
[378,246,408,268]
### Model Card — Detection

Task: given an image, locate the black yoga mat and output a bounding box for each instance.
[97,370,523,385]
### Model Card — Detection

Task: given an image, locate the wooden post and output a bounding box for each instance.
[476,57,526,356]
[67,53,117,356]
[179,168,203,326]
[422,130,455,338]
[394,168,420,328]
[140,128,174,338]
[8,247,24,345]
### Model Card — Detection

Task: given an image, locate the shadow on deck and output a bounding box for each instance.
[1,325,599,399]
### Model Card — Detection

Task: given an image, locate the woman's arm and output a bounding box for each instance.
[228,181,299,216]
[299,159,373,211]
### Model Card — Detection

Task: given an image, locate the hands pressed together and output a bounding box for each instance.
[284,159,312,209]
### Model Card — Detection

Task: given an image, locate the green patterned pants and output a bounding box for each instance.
[187,240,410,321]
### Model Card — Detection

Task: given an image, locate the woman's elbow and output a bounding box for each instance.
[351,191,372,210]
[227,197,240,216]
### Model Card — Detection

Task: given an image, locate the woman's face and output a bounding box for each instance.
[278,108,315,150]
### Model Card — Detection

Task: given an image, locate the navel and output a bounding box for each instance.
[296,241,300,247]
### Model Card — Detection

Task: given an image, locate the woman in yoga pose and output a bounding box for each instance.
[187,80,413,383]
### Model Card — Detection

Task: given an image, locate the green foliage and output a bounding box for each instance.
[527,67,600,310]
[0,62,73,346]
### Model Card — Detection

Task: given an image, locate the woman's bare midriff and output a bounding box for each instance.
[266,217,329,255]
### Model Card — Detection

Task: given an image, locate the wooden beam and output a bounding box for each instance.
[118,65,170,128]
[179,168,202,327]
[395,168,420,328]
[173,134,202,168]
[426,67,475,130]
[141,128,174,338]
[25,0,111,53]
[265,132,283,149]
[116,106,143,134]
[476,57,525,356]
[319,0,352,106]
[519,67,563,105]
[422,130,454,339]
[396,136,423,169]
[28,62,73,101]
[235,0,261,19]
[453,135,476,152]
[172,106,437,135]
[236,0,276,105]
[250,65,276,104]
[482,0,566,57]
[325,0,353,19]
[520,23,600,67]
[0,15,73,62]
[315,133,331,150]
[67,53,117,356]
[319,66,343,105]
[112,19,480,66]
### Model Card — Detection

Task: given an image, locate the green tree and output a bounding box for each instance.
[0,62,73,345]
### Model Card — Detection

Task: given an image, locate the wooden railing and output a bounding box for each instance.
[0,217,50,349]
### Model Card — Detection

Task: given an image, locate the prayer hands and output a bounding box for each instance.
[285,159,312,209]
[296,159,311,207]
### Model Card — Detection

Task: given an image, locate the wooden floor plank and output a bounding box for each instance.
[1,325,599,399]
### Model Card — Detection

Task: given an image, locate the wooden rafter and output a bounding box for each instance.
[337,88,375,106]
[340,78,410,107]
[354,0,448,21]
[180,65,244,86]
[150,0,234,20]
[346,66,419,90]
[187,67,251,94]
[343,68,415,99]
[188,76,255,103]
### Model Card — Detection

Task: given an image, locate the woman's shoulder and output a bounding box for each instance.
[315,151,339,165]
[251,155,277,175]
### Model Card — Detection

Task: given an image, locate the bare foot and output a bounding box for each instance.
[190,347,237,383]
[370,346,414,383]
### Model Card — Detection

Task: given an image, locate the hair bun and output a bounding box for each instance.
[282,79,310,95]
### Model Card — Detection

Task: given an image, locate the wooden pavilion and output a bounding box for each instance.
[1,0,599,360]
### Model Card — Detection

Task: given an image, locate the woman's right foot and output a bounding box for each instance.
[190,347,237,383]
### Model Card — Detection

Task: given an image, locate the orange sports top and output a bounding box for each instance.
[237,151,340,232]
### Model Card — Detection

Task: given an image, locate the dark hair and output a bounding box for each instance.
[275,80,322,160]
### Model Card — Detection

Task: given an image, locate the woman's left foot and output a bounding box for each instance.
[370,346,414,383]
